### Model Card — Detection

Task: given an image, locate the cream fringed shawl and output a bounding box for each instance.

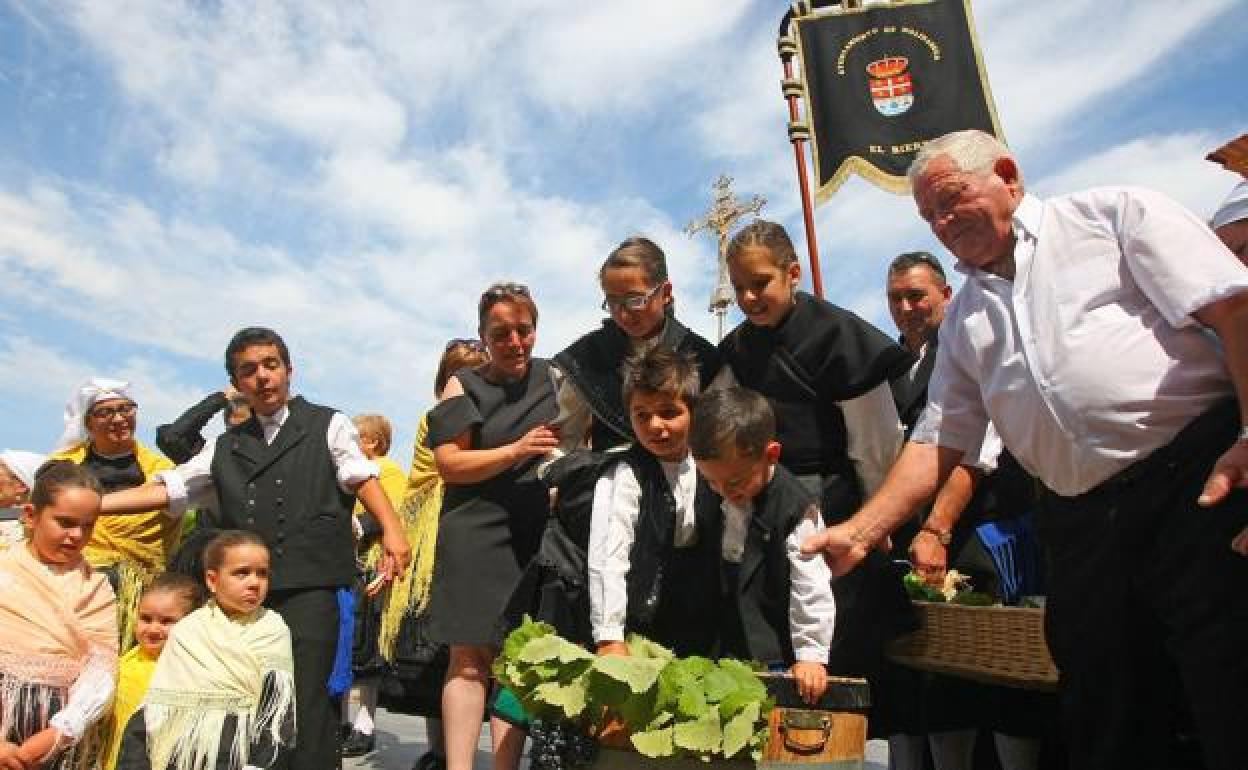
[142,602,294,770]
[0,545,118,763]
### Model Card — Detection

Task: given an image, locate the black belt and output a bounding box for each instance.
[1072,399,1238,500]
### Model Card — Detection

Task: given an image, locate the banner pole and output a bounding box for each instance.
[779,33,825,298]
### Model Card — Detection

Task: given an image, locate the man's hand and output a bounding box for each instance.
[790,661,829,706]
[1197,441,1248,508]
[800,522,871,577]
[909,530,948,586]
[596,640,630,657]
[0,742,28,770]
[378,529,412,582]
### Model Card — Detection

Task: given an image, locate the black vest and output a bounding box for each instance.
[210,396,356,591]
[722,464,814,666]
[554,318,722,451]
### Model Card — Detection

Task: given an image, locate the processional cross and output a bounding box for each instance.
[685,175,767,341]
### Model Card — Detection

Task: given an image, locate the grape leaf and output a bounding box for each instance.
[534,677,589,720]
[630,726,674,758]
[591,655,665,694]
[722,701,760,758]
[501,616,554,662]
[676,686,708,719]
[702,666,738,703]
[673,711,722,754]
[625,633,674,661]
[518,633,594,665]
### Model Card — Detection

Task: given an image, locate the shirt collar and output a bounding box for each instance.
[257,403,290,428]
[952,192,1044,282]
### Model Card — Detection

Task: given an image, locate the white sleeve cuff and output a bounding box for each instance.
[593,624,626,644]
[155,470,190,518]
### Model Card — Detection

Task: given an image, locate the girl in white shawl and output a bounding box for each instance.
[117,531,295,770]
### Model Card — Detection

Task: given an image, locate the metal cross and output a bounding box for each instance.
[685,174,767,341]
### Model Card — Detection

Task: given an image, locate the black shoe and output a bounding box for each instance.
[342,729,376,758]
[412,751,446,770]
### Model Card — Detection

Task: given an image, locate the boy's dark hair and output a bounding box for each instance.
[30,460,103,510]
[224,327,291,378]
[144,571,205,612]
[203,529,269,572]
[689,386,776,461]
[621,347,700,410]
[887,251,947,284]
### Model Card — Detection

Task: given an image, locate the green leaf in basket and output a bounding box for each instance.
[517,633,594,665]
[630,726,674,758]
[721,701,760,758]
[592,654,665,694]
[673,710,722,754]
[717,658,767,700]
[701,666,738,703]
[625,633,675,661]
[501,616,555,662]
[533,676,589,720]
[950,591,995,606]
[676,685,708,719]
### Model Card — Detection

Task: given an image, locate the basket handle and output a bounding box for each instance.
[780,711,831,754]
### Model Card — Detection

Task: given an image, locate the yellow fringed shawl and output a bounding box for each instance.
[366,413,443,662]
[142,603,294,770]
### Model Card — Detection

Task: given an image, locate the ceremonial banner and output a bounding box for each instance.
[792,0,1002,199]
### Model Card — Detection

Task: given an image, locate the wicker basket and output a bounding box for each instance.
[887,601,1058,691]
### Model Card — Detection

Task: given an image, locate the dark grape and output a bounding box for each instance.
[529,719,599,770]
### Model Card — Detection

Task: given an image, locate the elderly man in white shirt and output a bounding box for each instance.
[804,129,1248,770]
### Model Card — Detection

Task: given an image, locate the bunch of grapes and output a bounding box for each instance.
[529,719,598,770]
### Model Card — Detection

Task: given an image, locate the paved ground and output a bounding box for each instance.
[344,708,889,770]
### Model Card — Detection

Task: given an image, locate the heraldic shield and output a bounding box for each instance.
[785,0,1003,199]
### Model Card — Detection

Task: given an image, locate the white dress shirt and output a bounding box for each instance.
[914,189,1248,496]
[587,455,699,643]
[839,382,904,498]
[157,401,379,516]
[720,469,836,663]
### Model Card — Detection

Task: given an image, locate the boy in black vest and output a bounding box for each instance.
[690,386,836,706]
[101,327,411,769]
[587,347,722,658]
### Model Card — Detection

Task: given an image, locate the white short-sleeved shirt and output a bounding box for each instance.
[913,189,1248,496]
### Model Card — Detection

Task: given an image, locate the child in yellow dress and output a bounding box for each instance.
[103,574,203,769]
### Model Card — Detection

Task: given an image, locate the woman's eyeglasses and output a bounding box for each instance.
[601,283,663,313]
[89,402,138,420]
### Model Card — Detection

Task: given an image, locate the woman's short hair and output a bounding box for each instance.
[477,282,538,329]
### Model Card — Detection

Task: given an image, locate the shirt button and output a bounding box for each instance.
[275,479,283,486]
[248,499,255,506]
[275,547,284,556]
[275,498,284,506]
[248,482,256,489]
[278,515,286,523]
[247,517,255,525]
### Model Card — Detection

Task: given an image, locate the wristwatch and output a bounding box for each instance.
[919,524,952,545]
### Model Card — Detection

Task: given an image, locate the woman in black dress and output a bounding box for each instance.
[426,282,559,770]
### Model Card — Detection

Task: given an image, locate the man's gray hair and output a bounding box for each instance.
[907,130,1018,187]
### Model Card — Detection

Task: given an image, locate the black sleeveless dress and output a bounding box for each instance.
[425,360,558,646]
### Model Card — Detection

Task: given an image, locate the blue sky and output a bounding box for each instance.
[2,0,1245,467]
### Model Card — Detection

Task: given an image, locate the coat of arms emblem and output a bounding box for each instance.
[866,56,913,116]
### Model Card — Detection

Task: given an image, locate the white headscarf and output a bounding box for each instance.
[0,450,47,489]
[1211,180,1248,230]
[55,378,135,453]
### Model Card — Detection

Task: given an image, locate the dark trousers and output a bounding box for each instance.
[1036,402,1248,770]
[269,587,342,770]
